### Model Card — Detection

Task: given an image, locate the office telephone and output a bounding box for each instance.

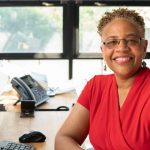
[11,75,49,107]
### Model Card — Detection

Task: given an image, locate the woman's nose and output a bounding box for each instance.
[116,40,129,51]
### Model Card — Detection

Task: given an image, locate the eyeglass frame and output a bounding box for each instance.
[102,37,144,49]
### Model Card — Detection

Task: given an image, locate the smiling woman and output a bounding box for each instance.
[99,9,147,79]
[55,8,150,150]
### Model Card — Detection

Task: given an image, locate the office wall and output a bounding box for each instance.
[0,59,104,88]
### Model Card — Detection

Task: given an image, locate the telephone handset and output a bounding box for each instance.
[11,75,49,107]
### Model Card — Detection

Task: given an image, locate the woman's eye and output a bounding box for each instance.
[107,40,118,45]
[128,39,139,44]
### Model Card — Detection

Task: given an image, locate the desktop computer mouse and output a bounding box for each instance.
[19,131,46,143]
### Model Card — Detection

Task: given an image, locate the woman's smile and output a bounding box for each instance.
[112,56,133,64]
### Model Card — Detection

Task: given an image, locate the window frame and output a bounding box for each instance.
[0,0,150,79]
[0,0,64,59]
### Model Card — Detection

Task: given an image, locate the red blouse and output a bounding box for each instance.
[77,67,150,150]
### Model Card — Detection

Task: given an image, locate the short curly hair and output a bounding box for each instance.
[97,8,145,37]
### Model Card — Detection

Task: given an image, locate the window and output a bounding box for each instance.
[79,6,150,54]
[0,6,63,54]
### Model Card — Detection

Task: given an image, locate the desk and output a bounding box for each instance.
[0,111,69,150]
[4,90,77,112]
[0,91,78,150]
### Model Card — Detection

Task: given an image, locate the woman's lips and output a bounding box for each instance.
[113,56,132,64]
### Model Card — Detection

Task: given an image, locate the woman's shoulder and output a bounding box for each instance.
[138,67,150,79]
[91,74,114,81]
[87,74,114,87]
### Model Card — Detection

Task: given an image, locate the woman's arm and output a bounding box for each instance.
[55,103,90,150]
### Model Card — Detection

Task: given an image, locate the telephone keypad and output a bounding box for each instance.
[32,86,49,103]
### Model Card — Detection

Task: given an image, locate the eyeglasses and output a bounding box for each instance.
[102,37,143,49]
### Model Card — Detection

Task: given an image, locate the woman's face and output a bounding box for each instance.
[101,18,148,79]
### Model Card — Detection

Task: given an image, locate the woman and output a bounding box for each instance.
[55,8,150,150]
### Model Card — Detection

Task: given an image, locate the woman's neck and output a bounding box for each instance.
[115,67,143,89]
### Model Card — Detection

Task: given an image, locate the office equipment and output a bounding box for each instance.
[47,87,57,97]
[0,140,34,150]
[20,100,35,117]
[0,104,6,111]
[19,131,46,143]
[11,75,49,107]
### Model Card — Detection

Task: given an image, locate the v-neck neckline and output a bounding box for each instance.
[117,68,148,113]
[114,68,147,112]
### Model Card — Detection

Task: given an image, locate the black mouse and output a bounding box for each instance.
[19,131,46,143]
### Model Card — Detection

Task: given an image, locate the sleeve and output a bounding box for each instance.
[77,76,96,110]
